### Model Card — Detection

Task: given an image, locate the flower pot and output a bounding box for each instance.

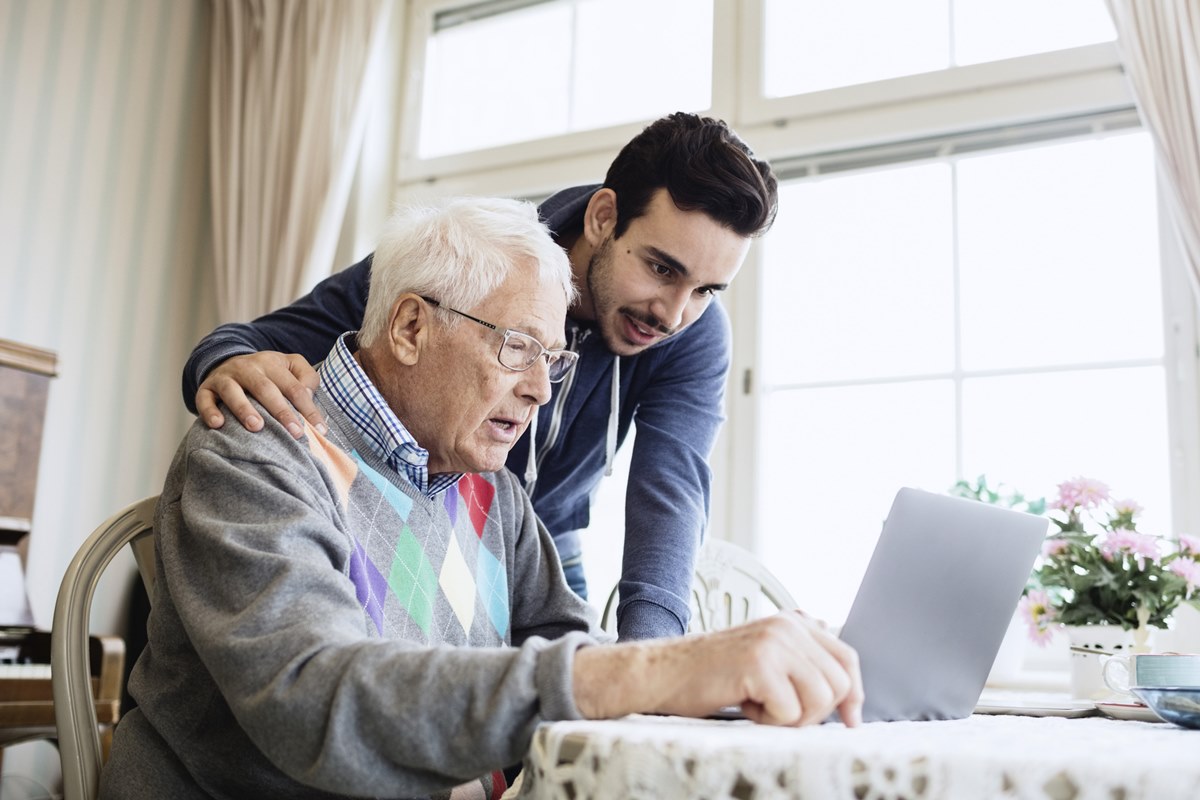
[1066,624,1154,700]
[1160,604,1200,654]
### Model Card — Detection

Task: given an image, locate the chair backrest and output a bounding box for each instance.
[600,538,798,633]
[52,495,157,800]
[689,538,798,631]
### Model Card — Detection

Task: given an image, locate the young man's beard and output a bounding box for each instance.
[586,237,676,356]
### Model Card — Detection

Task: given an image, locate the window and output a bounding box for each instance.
[755,127,1173,624]
[762,0,1115,97]
[415,0,713,158]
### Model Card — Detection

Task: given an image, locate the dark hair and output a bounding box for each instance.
[603,112,778,239]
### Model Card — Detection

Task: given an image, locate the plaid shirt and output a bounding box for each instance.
[317,332,462,498]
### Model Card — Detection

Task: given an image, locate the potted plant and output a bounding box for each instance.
[953,475,1200,695]
[1016,477,1200,698]
[1021,478,1200,636]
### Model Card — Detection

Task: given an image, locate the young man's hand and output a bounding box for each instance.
[573,610,864,727]
[195,352,325,439]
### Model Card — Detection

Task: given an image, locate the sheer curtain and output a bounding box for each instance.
[209,0,392,322]
[1106,0,1200,302]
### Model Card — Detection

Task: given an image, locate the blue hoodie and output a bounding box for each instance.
[182,185,731,640]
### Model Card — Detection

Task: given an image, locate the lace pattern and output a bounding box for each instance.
[518,714,1200,799]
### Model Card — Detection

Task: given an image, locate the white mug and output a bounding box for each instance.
[1102,653,1200,696]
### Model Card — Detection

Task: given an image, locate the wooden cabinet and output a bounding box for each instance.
[0,339,57,629]
[0,343,125,771]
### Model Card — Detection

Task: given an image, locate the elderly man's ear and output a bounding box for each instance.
[385,294,430,366]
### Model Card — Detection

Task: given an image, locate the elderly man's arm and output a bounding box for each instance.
[574,613,863,727]
[500,469,859,726]
[153,423,594,798]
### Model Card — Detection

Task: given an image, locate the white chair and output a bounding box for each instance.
[52,496,157,800]
[600,538,798,633]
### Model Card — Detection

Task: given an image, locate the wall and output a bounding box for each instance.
[0,0,214,791]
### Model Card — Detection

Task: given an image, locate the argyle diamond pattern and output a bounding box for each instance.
[329,452,510,642]
[439,533,476,634]
[387,526,438,636]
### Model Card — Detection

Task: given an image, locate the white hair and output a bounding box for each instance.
[358,197,576,348]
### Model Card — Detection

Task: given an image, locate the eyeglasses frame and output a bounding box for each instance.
[419,296,578,383]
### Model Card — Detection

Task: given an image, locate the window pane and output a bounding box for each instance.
[761,164,955,386]
[419,0,712,158]
[759,381,956,624]
[954,0,1115,66]
[957,134,1162,371]
[961,368,1171,536]
[572,0,712,131]
[763,0,948,97]
[763,0,1115,97]
[419,4,572,158]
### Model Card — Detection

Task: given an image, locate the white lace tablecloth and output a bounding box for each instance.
[518,713,1199,799]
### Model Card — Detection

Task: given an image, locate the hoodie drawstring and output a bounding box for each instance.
[605,354,619,477]
[524,411,539,487]
[526,347,619,489]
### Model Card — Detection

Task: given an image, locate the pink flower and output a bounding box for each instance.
[1111,497,1143,518]
[1019,590,1058,647]
[1041,539,1069,558]
[1179,534,1200,556]
[1170,558,1200,591]
[1099,529,1160,568]
[1051,477,1109,512]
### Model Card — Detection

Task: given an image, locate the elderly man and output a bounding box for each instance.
[102,198,861,800]
[183,113,777,640]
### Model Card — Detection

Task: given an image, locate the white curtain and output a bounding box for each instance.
[1106,0,1200,303]
[209,0,392,322]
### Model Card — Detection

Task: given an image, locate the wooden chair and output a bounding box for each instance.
[600,538,798,633]
[51,496,157,800]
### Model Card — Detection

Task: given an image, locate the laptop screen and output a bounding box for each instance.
[837,487,1047,722]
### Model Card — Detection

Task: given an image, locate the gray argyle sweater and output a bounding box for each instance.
[100,393,599,800]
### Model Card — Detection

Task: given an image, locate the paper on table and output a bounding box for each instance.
[975,687,1099,718]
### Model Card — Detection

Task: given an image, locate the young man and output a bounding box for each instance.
[107,198,861,800]
[182,113,778,640]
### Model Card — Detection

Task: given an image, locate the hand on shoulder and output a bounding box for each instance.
[195,352,325,439]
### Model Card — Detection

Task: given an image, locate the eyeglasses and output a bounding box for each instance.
[421,296,579,383]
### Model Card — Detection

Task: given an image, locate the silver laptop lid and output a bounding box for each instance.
[838,487,1047,722]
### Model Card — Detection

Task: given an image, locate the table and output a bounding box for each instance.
[518,713,1200,799]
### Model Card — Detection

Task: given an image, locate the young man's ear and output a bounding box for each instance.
[583,188,619,247]
[387,294,430,366]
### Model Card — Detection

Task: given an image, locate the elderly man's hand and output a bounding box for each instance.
[573,611,863,727]
[196,352,325,440]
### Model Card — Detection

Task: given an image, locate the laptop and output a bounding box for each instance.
[836,487,1047,722]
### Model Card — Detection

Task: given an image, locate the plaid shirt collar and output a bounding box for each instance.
[318,332,462,498]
